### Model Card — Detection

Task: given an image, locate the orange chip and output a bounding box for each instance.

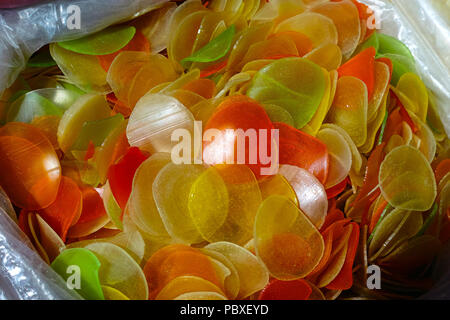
[38,176,82,242]
[338,47,376,99]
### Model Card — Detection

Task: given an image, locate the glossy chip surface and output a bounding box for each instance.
[255,195,324,280]
[247,58,326,129]
[327,76,368,148]
[379,145,437,211]
[0,122,61,209]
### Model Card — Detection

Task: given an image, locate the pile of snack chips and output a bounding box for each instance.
[0,0,448,300]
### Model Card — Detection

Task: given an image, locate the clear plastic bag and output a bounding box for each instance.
[360,0,450,299]
[0,190,81,299]
[0,0,448,300]
[360,0,450,135]
[0,0,168,96]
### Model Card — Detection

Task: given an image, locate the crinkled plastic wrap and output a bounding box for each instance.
[0,0,448,300]
[360,0,450,135]
[0,188,81,299]
[0,0,168,96]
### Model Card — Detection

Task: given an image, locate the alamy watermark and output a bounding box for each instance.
[170,121,280,176]
[66,265,81,290]
[62,4,382,34]
[66,5,81,30]
[65,263,382,292]
[367,264,382,290]
[367,5,382,30]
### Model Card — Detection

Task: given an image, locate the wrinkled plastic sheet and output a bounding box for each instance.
[361,0,450,136]
[0,189,81,300]
[0,0,168,96]
[0,0,448,300]
[360,0,450,299]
